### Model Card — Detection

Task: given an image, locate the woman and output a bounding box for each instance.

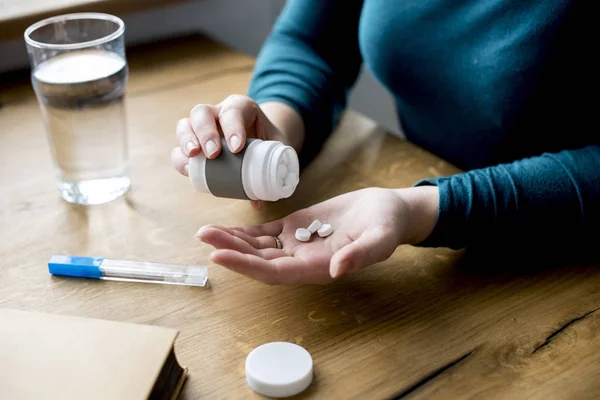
[171,1,598,284]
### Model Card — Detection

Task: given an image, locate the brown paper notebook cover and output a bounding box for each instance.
[0,308,187,400]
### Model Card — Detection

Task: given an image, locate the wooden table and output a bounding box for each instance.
[2,34,600,400]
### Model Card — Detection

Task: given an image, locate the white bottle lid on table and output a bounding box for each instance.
[245,342,313,398]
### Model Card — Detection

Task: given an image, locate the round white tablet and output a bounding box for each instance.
[317,223,333,237]
[306,219,322,234]
[245,342,313,398]
[295,228,311,242]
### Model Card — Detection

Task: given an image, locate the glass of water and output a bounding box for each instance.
[25,13,130,205]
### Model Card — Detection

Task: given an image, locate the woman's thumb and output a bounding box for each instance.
[329,227,395,279]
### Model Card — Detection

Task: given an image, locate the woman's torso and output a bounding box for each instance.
[358,0,596,170]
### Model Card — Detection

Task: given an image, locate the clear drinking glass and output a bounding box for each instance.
[24,13,130,205]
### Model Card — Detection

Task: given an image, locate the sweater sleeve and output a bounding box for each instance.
[247,0,364,168]
[414,145,600,251]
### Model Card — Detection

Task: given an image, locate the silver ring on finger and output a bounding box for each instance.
[273,236,282,249]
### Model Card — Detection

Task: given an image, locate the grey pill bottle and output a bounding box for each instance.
[188,138,300,201]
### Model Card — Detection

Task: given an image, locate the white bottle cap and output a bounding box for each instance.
[245,342,313,398]
[242,140,299,201]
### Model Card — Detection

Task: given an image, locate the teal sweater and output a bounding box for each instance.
[248,0,599,251]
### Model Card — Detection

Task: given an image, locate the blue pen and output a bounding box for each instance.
[48,255,208,287]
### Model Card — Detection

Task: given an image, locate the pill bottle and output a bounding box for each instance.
[188,138,300,201]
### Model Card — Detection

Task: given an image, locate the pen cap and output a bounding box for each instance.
[48,255,103,278]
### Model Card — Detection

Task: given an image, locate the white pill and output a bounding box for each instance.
[295,228,311,242]
[277,163,288,180]
[245,342,313,398]
[284,172,298,187]
[306,219,321,234]
[317,223,333,237]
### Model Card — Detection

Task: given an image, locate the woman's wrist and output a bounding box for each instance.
[259,101,305,151]
[393,186,440,245]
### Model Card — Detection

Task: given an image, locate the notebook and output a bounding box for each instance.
[0,308,187,400]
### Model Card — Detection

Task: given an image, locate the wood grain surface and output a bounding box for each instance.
[0,0,190,40]
[1,34,600,400]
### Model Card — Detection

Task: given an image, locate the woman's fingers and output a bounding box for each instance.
[197,225,287,257]
[171,147,189,176]
[259,248,288,260]
[197,226,287,264]
[176,118,200,157]
[230,219,284,238]
[210,250,326,285]
[197,225,280,249]
[251,200,264,211]
[196,226,266,256]
[189,104,220,158]
[197,227,258,255]
[218,95,256,153]
[183,95,262,160]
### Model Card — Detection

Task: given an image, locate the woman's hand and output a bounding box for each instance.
[171,95,304,210]
[196,186,439,285]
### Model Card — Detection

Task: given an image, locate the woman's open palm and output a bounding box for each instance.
[196,188,410,284]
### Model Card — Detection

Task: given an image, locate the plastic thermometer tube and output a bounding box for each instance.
[48,255,208,287]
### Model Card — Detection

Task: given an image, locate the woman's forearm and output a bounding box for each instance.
[248,0,363,168]
[413,145,600,250]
